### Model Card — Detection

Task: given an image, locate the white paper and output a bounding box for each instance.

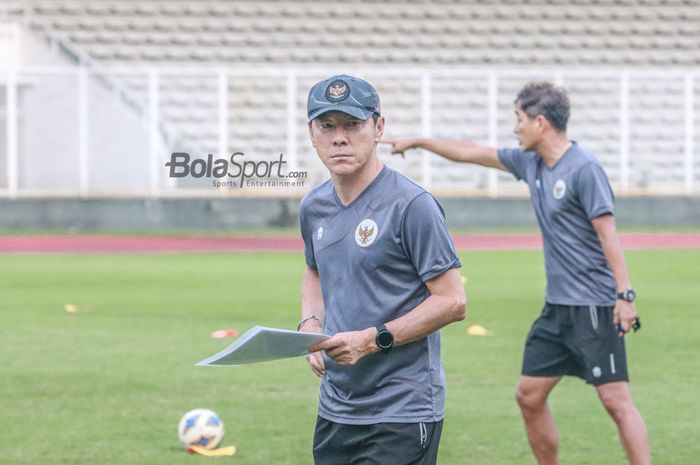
[195,326,329,366]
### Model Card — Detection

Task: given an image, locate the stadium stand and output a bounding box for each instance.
[1,0,699,195]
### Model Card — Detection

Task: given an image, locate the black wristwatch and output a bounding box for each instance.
[375,324,394,354]
[617,289,636,303]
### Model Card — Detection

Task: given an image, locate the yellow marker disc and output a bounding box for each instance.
[466,324,495,336]
[64,304,79,313]
[188,445,237,457]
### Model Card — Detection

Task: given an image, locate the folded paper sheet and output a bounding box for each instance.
[196,326,329,366]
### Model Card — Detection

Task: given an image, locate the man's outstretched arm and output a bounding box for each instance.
[383,137,508,171]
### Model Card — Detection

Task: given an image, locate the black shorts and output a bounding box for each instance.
[313,416,443,465]
[522,303,629,386]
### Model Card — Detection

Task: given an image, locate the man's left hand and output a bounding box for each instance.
[614,300,638,336]
[309,328,379,366]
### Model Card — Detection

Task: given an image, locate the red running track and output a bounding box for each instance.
[0,233,699,254]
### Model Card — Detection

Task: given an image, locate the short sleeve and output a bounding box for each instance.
[576,163,615,219]
[400,193,461,282]
[299,203,317,270]
[498,147,532,182]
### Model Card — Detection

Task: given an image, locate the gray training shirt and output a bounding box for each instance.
[300,166,461,425]
[498,142,617,306]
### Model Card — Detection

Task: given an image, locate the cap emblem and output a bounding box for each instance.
[326,80,349,102]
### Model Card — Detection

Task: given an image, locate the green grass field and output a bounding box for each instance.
[1,249,698,464]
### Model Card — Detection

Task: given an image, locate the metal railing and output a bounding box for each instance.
[1,65,698,198]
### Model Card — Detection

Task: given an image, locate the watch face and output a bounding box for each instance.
[377,330,393,348]
[626,290,636,302]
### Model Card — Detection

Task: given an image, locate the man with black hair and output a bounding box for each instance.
[386,82,651,465]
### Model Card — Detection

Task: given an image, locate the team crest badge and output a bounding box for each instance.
[355,219,378,247]
[553,179,566,199]
[325,79,349,102]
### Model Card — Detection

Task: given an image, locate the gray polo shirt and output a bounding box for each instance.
[300,166,461,425]
[498,142,616,306]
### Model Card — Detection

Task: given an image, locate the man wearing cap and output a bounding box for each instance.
[299,74,467,465]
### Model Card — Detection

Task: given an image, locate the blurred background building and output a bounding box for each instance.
[1,0,699,230]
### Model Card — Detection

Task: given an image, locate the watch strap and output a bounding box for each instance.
[616,289,635,302]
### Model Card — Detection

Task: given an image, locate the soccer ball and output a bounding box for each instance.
[177,408,225,450]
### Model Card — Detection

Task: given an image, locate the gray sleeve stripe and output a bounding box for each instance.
[588,207,614,220]
[420,258,462,282]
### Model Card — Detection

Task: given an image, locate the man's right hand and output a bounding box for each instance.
[382,138,419,156]
[305,351,326,377]
[300,317,326,377]
[383,138,506,170]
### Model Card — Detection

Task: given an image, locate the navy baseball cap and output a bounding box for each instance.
[307,74,381,122]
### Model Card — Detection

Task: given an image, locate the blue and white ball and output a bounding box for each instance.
[177,408,225,449]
